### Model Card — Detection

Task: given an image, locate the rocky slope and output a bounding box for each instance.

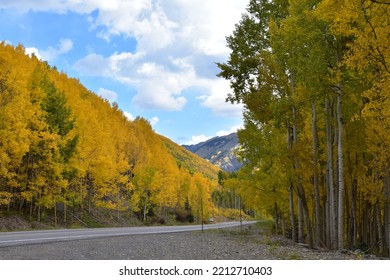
[183,133,242,172]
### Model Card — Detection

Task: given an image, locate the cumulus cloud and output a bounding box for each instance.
[25,47,42,60]
[25,38,73,61]
[74,51,194,110]
[124,111,135,121]
[149,116,159,126]
[216,125,243,137]
[74,1,246,112]
[164,0,246,56]
[4,0,247,113]
[184,124,243,145]
[97,88,117,103]
[198,79,244,117]
[185,134,213,146]
[41,38,73,61]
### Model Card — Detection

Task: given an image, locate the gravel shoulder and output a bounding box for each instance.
[0,223,382,260]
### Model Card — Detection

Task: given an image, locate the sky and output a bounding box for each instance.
[0,0,247,145]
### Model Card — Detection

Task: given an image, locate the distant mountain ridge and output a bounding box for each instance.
[182,133,242,172]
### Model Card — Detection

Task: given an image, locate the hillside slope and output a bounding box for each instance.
[160,135,220,180]
[0,42,219,225]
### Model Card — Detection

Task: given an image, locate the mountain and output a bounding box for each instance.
[182,133,242,172]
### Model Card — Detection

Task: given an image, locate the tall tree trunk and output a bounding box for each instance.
[143,195,148,222]
[292,106,303,243]
[298,196,304,243]
[287,123,296,242]
[54,203,57,227]
[326,98,337,249]
[385,198,389,257]
[325,175,330,247]
[295,181,314,248]
[349,176,357,249]
[292,106,313,247]
[312,102,321,247]
[64,203,67,227]
[274,200,279,234]
[273,185,279,233]
[385,161,390,256]
[289,182,297,242]
[337,86,345,249]
[37,193,41,223]
[375,200,383,255]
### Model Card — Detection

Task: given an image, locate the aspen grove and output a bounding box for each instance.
[218,0,390,255]
[0,42,232,225]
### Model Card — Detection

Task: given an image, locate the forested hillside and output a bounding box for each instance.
[0,42,226,225]
[218,0,389,256]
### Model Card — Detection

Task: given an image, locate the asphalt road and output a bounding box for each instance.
[0,221,257,247]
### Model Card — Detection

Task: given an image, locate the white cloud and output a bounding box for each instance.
[41,38,73,61]
[71,0,246,112]
[164,0,246,56]
[124,111,135,121]
[185,124,243,145]
[2,0,245,55]
[73,53,110,76]
[25,47,42,60]
[199,79,244,117]
[74,52,192,110]
[25,38,73,62]
[216,125,243,137]
[185,134,213,145]
[59,38,73,52]
[97,88,117,103]
[3,0,247,114]
[149,116,159,126]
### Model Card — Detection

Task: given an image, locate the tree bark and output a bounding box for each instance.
[312,102,321,247]
[326,98,337,249]
[293,106,313,248]
[349,176,357,248]
[298,196,304,243]
[337,86,345,250]
[386,161,390,256]
[375,200,383,255]
[289,182,297,242]
[287,123,297,242]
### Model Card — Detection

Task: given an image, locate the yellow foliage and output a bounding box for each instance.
[0,42,220,222]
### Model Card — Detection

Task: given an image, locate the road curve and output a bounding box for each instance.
[0,221,257,247]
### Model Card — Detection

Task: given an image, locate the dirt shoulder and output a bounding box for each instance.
[0,221,382,260]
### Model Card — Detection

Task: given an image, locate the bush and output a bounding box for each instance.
[175,209,194,223]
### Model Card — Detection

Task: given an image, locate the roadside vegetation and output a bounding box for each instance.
[217,0,390,257]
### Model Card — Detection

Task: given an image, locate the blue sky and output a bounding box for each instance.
[0,0,246,145]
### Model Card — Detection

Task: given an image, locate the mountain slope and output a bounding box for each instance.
[0,43,220,225]
[183,133,242,172]
[160,135,220,180]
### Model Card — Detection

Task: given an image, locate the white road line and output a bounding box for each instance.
[0,221,257,246]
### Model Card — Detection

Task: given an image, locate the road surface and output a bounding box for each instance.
[0,221,257,247]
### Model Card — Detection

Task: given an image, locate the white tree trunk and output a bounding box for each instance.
[287,125,297,242]
[289,183,297,242]
[337,87,344,250]
[312,102,321,247]
[326,98,337,249]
